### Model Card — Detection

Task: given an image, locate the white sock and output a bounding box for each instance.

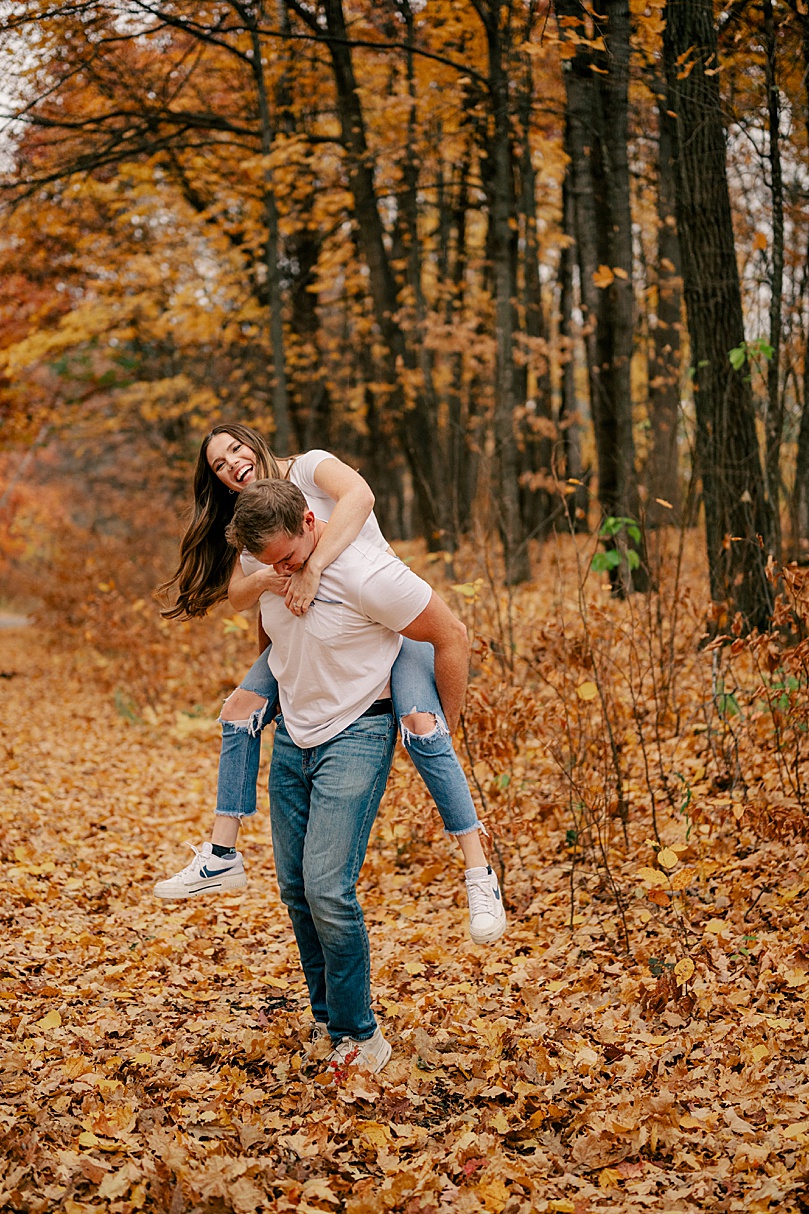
[465,866,489,880]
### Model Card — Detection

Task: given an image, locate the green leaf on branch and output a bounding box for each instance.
[592,550,622,572]
[730,338,773,373]
[592,516,642,575]
[751,339,774,361]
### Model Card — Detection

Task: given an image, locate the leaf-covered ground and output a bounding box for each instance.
[2,573,809,1214]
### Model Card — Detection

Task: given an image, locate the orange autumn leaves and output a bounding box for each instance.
[2,520,809,1212]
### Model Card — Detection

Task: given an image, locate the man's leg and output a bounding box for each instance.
[269,720,329,1027]
[300,715,395,1042]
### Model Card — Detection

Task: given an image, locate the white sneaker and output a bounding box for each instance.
[310,1021,329,1043]
[327,1026,391,1074]
[465,865,507,944]
[154,842,247,899]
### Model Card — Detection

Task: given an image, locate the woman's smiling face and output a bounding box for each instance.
[206,432,257,492]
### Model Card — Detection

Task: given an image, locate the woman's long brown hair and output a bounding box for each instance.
[157,424,282,619]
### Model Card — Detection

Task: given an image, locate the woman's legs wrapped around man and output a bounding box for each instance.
[154,640,506,945]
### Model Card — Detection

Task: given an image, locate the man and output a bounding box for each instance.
[225,478,503,1072]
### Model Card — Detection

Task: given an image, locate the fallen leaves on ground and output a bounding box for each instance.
[2,549,809,1213]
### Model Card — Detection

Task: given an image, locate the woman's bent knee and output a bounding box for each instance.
[220,688,268,723]
[400,710,450,745]
[399,710,438,735]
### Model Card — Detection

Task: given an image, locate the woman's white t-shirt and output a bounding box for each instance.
[240,449,387,583]
[290,449,387,550]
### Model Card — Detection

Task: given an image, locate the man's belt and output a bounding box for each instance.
[358,698,394,718]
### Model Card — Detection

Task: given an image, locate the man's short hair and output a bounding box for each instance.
[226,479,307,555]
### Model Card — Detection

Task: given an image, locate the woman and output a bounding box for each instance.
[157,424,506,944]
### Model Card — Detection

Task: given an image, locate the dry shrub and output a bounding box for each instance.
[705,562,809,840]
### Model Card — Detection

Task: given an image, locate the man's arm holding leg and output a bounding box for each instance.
[399,592,469,733]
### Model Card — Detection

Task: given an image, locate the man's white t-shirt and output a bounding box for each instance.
[258,534,431,747]
[239,450,431,747]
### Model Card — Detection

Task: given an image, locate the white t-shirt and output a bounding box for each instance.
[260,534,432,747]
[291,450,387,550]
[240,448,387,579]
[239,449,431,747]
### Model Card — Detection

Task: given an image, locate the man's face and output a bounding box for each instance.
[257,512,316,575]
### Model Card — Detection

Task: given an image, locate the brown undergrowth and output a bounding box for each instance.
[1,528,809,1213]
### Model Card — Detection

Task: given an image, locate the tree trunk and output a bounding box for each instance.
[477,1,531,583]
[794,326,809,557]
[558,151,590,531]
[440,151,479,539]
[598,0,641,542]
[763,0,784,551]
[273,0,332,453]
[288,0,453,545]
[557,0,648,589]
[397,1,456,551]
[247,16,292,454]
[791,7,809,559]
[515,48,554,540]
[645,95,683,525]
[663,0,775,627]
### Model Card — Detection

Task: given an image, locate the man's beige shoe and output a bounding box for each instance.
[327,1026,391,1074]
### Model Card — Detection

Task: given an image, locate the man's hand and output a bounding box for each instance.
[285,562,321,616]
[400,592,469,733]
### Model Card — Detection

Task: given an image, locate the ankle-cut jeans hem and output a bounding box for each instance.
[215,639,482,835]
[270,713,396,1042]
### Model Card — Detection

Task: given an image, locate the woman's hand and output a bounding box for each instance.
[266,570,291,598]
[229,562,289,611]
[285,563,322,616]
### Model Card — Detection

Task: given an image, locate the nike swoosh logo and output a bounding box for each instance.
[200,866,234,878]
[494,887,501,901]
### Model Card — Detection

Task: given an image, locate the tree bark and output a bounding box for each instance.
[794,316,809,558]
[245,7,292,452]
[558,152,590,530]
[557,0,648,589]
[790,4,809,558]
[273,0,332,452]
[395,0,457,551]
[645,96,683,525]
[475,0,531,583]
[515,43,554,540]
[763,0,784,551]
[285,0,453,546]
[598,0,640,536]
[663,0,775,627]
[439,151,479,539]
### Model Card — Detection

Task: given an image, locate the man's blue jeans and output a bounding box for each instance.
[269,712,396,1042]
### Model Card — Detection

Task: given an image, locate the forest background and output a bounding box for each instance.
[3,0,809,1212]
